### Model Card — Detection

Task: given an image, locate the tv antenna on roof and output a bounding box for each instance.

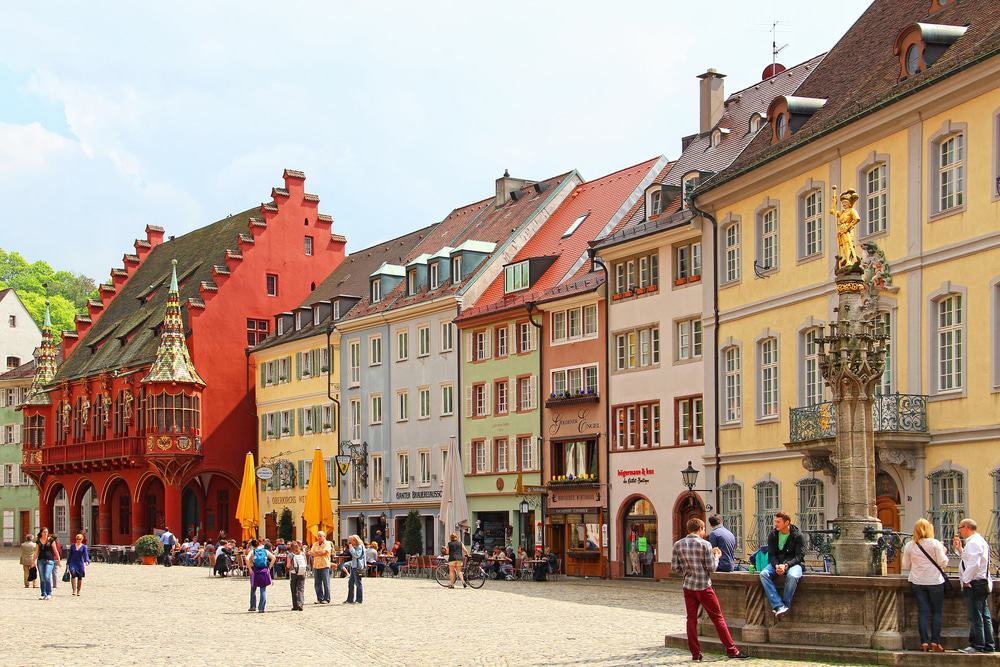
[772,21,788,71]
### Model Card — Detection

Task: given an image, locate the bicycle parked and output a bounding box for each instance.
[433,552,487,589]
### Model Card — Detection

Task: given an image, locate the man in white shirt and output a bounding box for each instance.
[953,518,995,654]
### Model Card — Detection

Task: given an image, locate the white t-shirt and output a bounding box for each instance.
[902,538,948,586]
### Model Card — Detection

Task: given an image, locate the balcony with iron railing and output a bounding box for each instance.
[789,393,928,444]
[22,436,146,472]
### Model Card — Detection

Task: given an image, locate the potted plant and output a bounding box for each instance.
[689,274,702,282]
[674,277,688,286]
[323,422,332,431]
[135,534,163,565]
[647,284,658,292]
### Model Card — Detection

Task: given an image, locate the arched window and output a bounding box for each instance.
[749,113,763,134]
[753,480,779,549]
[935,294,964,392]
[796,478,825,531]
[929,469,966,550]
[799,189,824,259]
[719,482,744,555]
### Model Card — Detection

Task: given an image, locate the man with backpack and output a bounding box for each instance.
[159,527,176,567]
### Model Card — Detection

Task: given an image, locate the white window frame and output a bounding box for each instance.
[371,278,381,303]
[419,450,431,486]
[430,262,439,290]
[452,256,462,283]
[304,235,314,256]
[441,384,454,416]
[369,335,382,366]
[396,390,409,422]
[803,328,824,406]
[495,326,508,357]
[676,317,703,361]
[371,455,383,501]
[518,436,535,471]
[504,260,530,293]
[473,441,487,474]
[418,387,431,419]
[722,346,742,424]
[495,380,508,414]
[349,341,361,386]
[758,337,779,420]
[349,399,361,442]
[418,325,431,357]
[440,321,453,352]
[369,393,383,425]
[936,294,964,392]
[863,162,888,236]
[396,330,409,361]
[757,206,779,274]
[397,453,409,488]
[800,189,823,259]
[938,133,965,213]
[495,439,509,473]
[723,220,741,284]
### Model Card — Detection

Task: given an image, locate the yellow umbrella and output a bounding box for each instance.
[235,452,260,541]
[303,447,334,545]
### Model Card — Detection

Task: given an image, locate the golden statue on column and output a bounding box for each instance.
[831,185,862,272]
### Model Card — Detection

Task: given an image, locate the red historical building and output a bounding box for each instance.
[20,169,346,544]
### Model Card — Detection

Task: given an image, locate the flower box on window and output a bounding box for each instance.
[612,292,624,301]
[689,274,701,283]
[323,423,332,430]
[674,277,688,286]
[548,473,600,486]
[623,290,634,298]
[635,287,646,295]
[646,284,658,293]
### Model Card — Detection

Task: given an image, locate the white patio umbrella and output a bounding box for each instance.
[439,436,470,543]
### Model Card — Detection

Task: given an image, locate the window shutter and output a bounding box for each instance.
[295,353,302,379]
[465,386,473,418]
[0,468,5,487]
[485,440,494,474]
[12,464,19,486]
[14,425,20,444]
[462,441,472,474]
[484,382,492,416]
[298,460,306,488]
[507,439,516,472]
[297,408,304,435]
[527,375,536,410]
[260,416,266,441]
[508,377,514,412]
[259,365,266,388]
[529,324,538,351]
[509,323,516,350]
[465,332,473,362]
[484,330,492,359]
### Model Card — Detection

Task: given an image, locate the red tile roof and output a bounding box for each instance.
[457,157,664,321]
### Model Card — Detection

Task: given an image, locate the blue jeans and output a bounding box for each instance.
[250,584,267,611]
[758,564,803,610]
[964,581,995,652]
[346,567,363,603]
[911,583,944,644]
[37,559,54,597]
[313,566,330,602]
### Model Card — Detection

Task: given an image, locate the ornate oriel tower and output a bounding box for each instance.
[140,259,206,531]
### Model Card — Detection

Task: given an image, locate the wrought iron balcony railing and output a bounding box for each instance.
[789,393,928,443]
[22,436,146,468]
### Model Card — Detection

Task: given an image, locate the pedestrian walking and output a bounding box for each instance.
[20,534,36,589]
[33,527,59,600]
[50,535,62,590]
[900,518,948,652]
[447,532,469,589]
[309,531,332,604]
[67,533,90,597]
[671,517,750,662]
[245,539,276,613]
[288,541,307,611]
[159,527,175,566]
[954,518,995,654]
[343,534,365,604]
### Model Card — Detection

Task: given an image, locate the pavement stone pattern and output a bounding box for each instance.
[0,559,872,666]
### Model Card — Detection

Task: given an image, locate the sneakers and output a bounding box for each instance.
[958,647,981,654]
[728,652,751,660]
[774,606,789,618]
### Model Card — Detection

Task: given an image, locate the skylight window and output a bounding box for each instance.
[563,213,589,238]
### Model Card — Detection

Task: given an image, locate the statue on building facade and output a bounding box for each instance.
[831,186,862,272]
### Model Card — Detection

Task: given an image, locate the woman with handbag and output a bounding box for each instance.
[67,533,90,596]
[32,527,59,600]
[901,518,949,652]
[20,534,37,589]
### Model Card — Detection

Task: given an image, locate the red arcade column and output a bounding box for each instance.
[39,500,53,534]
[98,501,112,545]
[164,483,181,538]
[68,502,82,539]
[131,497,144,541]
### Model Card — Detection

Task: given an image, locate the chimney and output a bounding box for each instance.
[495,169,530,207]
[697,69,726,134]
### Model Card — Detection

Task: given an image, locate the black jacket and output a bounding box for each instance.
[766,524,806,569]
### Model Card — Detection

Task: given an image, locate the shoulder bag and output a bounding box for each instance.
[915,540,954,593]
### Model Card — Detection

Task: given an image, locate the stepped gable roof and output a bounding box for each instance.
[457,157,663,322]
[251,224,434,352]
[700,0,1000,194]
[343,171,575,321]
[55,207,257,380]
[662,54,824,187]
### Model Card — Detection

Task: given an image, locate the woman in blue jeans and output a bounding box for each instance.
[244,539,276,613]
[343,534,365,604]
[32,527,60,600]
[901,519,949,652]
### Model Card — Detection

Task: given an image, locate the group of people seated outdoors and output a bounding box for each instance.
[479,544,558,580]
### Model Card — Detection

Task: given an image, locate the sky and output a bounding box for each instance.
[0,0,872,280]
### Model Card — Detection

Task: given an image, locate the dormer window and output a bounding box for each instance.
[894,23,968,79]
[776,113,788,140]
[430,262,440,290]
[749,113,764,133]
[710,129,722,148]
[372,278,382,303]
[649,190,662,216]
[562,213,588,239]
[333,301,341,320]
[504,260,530,294]
[452,256,462,283]
[295,312,303,330]
[407,269,417,296]
[681,173,701,210]
[768,96,826,144]
[313,307,321,326]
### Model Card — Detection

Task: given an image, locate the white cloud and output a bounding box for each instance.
[0,121,76,173]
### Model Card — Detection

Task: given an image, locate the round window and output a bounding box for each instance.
[905,44,921,75]
[776,113,787,139]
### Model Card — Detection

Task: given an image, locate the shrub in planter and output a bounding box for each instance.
[135,535,163,564]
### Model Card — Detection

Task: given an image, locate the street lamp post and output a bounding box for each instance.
[519,499,530,546]
[681,461,714,513]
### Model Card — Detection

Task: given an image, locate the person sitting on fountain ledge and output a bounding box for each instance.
[758,511,806,619]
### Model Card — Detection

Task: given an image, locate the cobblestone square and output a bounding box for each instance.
[1,559,872,666]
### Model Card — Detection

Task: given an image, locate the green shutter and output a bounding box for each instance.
[297,408,304,435]
[298,460,306,489]
[295,353,302,379]
[259,364,266,388]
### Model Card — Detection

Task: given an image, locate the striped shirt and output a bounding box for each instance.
[672,533,719,591]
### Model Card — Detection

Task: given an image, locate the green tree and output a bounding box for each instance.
[401,510,423,557]
[0,247,97,332]
[278,508,294,542]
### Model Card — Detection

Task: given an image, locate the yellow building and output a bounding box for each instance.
[252,305,340,544]
[693,0,1000,558]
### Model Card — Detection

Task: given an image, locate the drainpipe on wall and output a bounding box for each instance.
[588,248,613,580]
[454,303,466,546]
[687,198,722,496]
[526,302,545,552]
[326,323,343,541]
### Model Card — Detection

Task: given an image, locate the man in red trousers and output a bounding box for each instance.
[671,517,750,661]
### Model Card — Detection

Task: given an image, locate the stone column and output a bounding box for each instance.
[163,483,181,538]
[820,268,885,576]
[68,502,83,540]
[39,500,53,534]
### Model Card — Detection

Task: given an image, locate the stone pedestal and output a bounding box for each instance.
[833,518,883,577]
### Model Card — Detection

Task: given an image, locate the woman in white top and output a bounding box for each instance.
[901,518,949,652]
[287,541,308,611]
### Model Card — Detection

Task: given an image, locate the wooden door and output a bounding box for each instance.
[264,512,277,542]
[876,496,901,574]
[673,493,706,543]
[20,511,31,540]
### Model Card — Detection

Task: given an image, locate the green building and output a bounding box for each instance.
[0,362,38,545]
